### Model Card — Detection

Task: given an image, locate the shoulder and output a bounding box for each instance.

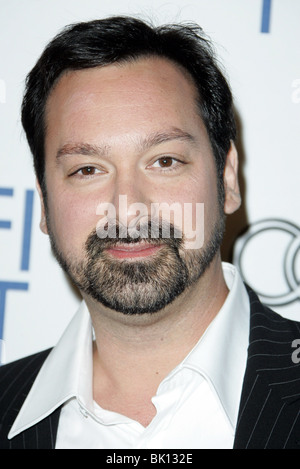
[246,284,300,334]
[246,285,300,369]
[0,349,53,448]
[0,349,52,420]
[0,348,51,382]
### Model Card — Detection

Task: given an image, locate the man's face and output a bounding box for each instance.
[40,57,239,315]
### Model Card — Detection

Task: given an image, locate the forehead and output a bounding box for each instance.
[49,56,198,99]
[45,57,205,150]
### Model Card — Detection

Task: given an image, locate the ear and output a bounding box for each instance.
[36,179,48,234]
[223,141,241,215]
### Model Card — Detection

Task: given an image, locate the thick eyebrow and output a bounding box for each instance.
[140,127,197,150]
[56,142,108,159]
[56,127,197,159]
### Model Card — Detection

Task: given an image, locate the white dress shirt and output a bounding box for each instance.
[8,263,250,449]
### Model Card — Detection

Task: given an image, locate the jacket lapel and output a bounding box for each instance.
[6,408,61,449]
[234,287,300,449]
[0,349,61,449]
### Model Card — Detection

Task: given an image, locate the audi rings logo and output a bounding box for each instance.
[233,219,300,306]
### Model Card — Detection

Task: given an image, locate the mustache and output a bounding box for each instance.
[86,218,184,254]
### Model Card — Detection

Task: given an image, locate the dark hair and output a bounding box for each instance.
[21,16,236,199]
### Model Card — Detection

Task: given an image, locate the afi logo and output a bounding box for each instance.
[261,0,272,33]
[0,188,34,364]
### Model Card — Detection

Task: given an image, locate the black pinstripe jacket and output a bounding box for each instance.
[0,288,299,449]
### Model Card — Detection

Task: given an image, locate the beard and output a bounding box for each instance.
[47,215,225,316]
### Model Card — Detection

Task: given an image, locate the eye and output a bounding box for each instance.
[151,156,184,170]
[78,166,98,176]
[154,157,174,168]
[69,166,105,177]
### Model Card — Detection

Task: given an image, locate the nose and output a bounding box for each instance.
[111,170,150,230]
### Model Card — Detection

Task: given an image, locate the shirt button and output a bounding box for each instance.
[79,405,89,418]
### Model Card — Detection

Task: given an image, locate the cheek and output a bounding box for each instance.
[46,191,98,253]
[179,174,220,244]
[152,174,217,241]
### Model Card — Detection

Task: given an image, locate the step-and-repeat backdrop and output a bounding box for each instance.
[1,0,299,363]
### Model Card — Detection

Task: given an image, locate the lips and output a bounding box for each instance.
[105,242,163,259]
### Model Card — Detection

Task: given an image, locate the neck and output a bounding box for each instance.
[85,256,228,397]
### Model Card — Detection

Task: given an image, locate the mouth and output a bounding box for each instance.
[105,242,164,259]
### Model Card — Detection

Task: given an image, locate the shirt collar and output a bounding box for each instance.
[8,262,249,439]
[177,262,250,431]
[8,301,93,439]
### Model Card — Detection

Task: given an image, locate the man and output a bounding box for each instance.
[0,16,299,450]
